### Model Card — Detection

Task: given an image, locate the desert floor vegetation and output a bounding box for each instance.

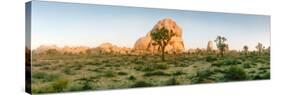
[31,50,270,93]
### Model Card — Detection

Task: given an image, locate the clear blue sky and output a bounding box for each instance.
[31,1,270,51]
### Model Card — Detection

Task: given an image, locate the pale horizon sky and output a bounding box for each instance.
[31,1,270,51]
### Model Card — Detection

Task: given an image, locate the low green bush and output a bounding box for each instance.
[223,59,242,65]
[32,72,60,82]
[127,75,136,80]
[224,65,247,81]
[63,68,75,75]
[135,63,169,72]
[243,60,252,68]
[131,81,153,88]
[172,70,185,76]
[205,55,217,62]
[117,71,128,75]
[104,71,116,77]
[154,64,169,70]
[143,71,170,77]
[190,68,214,84]
[166,77,180,85]
[50,78,69,92]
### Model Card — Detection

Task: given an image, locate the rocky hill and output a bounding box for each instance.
[133,18,185,54]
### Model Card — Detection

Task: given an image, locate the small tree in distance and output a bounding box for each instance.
[243,45,249,55]
[150,27,175,61]
[256,42,264,55]
[214,35,228,57]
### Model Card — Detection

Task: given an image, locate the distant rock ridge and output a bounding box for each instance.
[33,43,131,55]
[33,45,90,54]
[133,18,185,54]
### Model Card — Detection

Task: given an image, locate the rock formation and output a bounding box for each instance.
[33,45,60,54]
[207,41,214,51]
[33,45,90,54]
[97,42,131,54]
[62,46,89,54]
[33,43,132,55]
[133,18,185,54]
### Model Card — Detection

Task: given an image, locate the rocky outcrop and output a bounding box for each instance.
[33,45,89,54]
[33,45,60,54]
[133,18,185,54]
[96,43,131,54]
[207,41,214,51]
[33,43,132,55]
[62,46,89,54]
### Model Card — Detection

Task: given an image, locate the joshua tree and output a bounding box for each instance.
[214,35,228,57]
[150,27,175,61]
[256,42,265,55]
[243,45,249,55]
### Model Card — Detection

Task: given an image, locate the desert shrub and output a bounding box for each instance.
[127,75,136,80]
[190,68,214,83]
[208,73,225,82]
[94,62,102,66]
[154,64,169,70]
[85,61,94,65]
[168,60,178,64]
[49,78,69,92]
[174,62,190,67]
[224,66,247,81]
[80,80,92,90]
[32,72,60,82]
[72,77,93,90]
[172,70,185,76]
[166,77,180,85]
[259,70,270,79]
[134,65,154,72]
[223,59,242,65]
[63,68,75,75]
[104,64,113,67]
[104,71,116,77]
[143,71,170,77]
[193,65,198,68]
[255,58,268,63]
[32,62,51,67]
[249,69,270,80]
[211,60,223,67]
[258,64,270,70]
[243,60,252,68]
[117,71,128,75]
[205,55,217,62]
[177,56,189,61]
[131,81,153,88]
[101,60,110,63]
[40,66,50,70]
[135,63,169,72]
[134,60,144,64]
[68,82,83,91]
[72,63,83,70]
[32,72,48,79]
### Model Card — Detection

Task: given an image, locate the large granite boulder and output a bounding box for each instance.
[133,18,185,54]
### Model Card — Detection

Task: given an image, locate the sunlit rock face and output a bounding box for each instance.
[133,18,185,54]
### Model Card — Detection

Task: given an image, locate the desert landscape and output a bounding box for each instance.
[29,18,270,93]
